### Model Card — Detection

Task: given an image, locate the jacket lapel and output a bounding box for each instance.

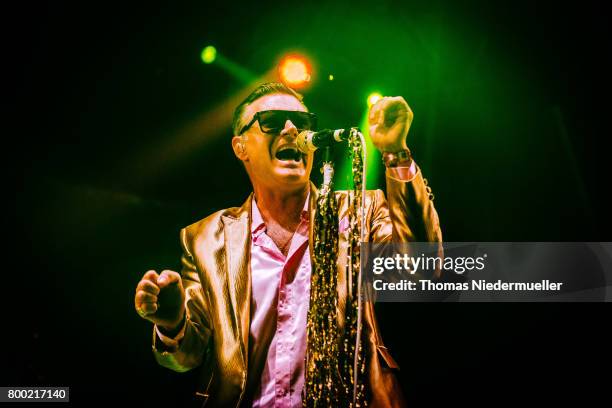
[221,184,320,370]
[221,195,253,370]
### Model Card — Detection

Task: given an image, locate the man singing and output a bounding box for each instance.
[134,82,442,407]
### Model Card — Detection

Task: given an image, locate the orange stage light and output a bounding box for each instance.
[278,55,312,88]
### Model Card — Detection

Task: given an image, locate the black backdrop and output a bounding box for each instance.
[4,0,611,406]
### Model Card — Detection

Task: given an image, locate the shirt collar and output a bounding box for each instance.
[251,193,310,235]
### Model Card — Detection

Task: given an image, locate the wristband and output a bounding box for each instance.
[382,148,413,168]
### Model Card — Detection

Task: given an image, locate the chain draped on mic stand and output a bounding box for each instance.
[304,128,368,407]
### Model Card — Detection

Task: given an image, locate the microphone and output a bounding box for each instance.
[296,129,349,153]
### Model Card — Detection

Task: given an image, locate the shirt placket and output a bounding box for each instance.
[275,265,291,405]
[275,214,309,407]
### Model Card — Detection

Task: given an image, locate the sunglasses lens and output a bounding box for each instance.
[289,112,315,131]
[258,111,316,133]
[259,111,286,133]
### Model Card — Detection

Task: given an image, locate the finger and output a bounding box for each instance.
[387,97,412,117]
[139,302,158,315]
[142,270,159,285]
[383,96,403,112]
[158,270,181,289]
[370,96,387,114]
[136,279,160,295]
[370,97,392,128]
[369,98,385,123]
[388,96,407,105]
[373,96,400,123]
[379,98,411,127]
[136,290,157,304]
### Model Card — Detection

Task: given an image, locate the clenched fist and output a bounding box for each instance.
[134,269,185,332]
[368,96,413,153]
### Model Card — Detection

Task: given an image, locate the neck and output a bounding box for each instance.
[253,183,309,231]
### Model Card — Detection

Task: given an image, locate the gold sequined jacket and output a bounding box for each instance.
[152,168,442,407]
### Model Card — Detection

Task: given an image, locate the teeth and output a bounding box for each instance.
[275,146,302,161]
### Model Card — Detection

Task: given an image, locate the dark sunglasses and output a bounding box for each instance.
[239,110,317,135]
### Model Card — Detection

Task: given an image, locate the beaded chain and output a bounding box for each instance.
[304,129,367,407]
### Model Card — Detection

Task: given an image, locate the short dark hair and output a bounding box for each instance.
[232,82,306,135]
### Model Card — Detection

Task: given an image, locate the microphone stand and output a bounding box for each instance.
[306,128,368,407]
[348,128,367,407]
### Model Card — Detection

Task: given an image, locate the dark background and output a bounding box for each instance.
[4,0,611,406]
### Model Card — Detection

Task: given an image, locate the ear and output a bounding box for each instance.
[232,136,248,161]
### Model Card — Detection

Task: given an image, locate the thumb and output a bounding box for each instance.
[368,98,383,125]
[157,270,180,289]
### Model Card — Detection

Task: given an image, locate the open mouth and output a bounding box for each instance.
[275,146,304,162]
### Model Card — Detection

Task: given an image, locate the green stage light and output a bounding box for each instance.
[201,46,217,64]
[328,74,334,81]
[368,92,382,107]
[334,110,382,191]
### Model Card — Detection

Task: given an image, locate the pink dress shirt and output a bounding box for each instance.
[248,197,311,408]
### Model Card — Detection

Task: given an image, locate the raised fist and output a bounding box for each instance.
[134,269,185,332]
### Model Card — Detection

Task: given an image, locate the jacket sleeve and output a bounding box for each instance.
[370,166,442,244]
[151,228,213,372]
[363,165,443,408]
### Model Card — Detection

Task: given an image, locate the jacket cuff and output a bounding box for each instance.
[385,160,418,182]
[152,318,187,353]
